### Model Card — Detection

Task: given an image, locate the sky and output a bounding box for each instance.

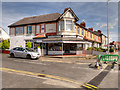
[1,1,119,42]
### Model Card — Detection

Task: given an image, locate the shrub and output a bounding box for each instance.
[1,40,10,49]
[25,42,32,48]
[109,48,114,52]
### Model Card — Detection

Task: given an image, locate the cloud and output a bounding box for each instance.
[99,18,118,29]
[100,24,107,28]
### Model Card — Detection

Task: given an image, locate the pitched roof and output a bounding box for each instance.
[8,13,61,27]
[75,23,101,36]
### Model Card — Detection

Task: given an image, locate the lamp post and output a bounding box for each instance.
[107,0,110,54]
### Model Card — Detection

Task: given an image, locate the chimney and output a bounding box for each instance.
[88,28,93,31]
[98,30,101,33]
[80,21,86,27]
[64,8,69,12]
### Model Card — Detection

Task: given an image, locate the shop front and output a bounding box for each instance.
[43,38,90,55]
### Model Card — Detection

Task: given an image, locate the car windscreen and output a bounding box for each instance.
[25,48,34,52]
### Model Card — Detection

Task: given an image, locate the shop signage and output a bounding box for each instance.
[43,41,62,43]
[63,35,76,38]
[48,35,61,38]
[63,41,90,44]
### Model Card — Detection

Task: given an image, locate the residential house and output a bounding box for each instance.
[0,27,10,41]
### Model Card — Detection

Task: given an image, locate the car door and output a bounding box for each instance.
[20,48,27,58]
[14,47,23,57]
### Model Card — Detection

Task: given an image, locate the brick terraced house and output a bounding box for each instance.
[8,8,107,55]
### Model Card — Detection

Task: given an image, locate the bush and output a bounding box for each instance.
[0,40,10,49]
[26,42,32,48]
[109,48,114,52]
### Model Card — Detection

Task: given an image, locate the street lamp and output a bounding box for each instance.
[107,0,110,54]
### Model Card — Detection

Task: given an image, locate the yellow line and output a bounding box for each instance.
[40,60,72,64]
[40,60,90,64]
[0,68,80,85]
[82,84,95,90]
[85,83,98,89]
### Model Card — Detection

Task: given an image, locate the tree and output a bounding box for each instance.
[25,42,32,48]
[2,40,10,49]
[0,42,3,49]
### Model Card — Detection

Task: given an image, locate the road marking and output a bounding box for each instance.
[82,65,113,90]
[40,59,91,64]
[0,68,80,86]
[85,83,98,89]
[13,60,47,65]
[81,84,95,90]
[13,59,91,65]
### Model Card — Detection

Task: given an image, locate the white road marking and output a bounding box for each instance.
[13,60,47,65]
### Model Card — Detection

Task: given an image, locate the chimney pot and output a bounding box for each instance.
[80,21,86,27]
[98,30,101,33]
[88,28,93,31]
[64,8,69,12]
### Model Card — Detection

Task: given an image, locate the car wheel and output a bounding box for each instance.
[26,54,31,59]
[10,53,14,58]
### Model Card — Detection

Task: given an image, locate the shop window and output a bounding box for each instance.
[28,26,32,34]
[66,20,72,31]
[41,24,44,33]
[77,44,83,50]
[16,27,23,35]
[48,43,62,51]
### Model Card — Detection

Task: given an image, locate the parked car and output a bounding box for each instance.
[9,47,41,59]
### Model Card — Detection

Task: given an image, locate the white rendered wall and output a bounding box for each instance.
[10,35,34,49]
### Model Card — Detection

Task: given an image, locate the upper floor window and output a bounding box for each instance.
[66,20,72,31]
[28,26,32,34]
[87,32,89,37]
[77,27,79,34]
[0,30,1,35]
[60,21,64,31]
[91,33,92,38]
[41,24,44,33]
[82,29,84,35]
[16,27,23,35]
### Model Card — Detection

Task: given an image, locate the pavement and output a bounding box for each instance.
[1,53,119,89]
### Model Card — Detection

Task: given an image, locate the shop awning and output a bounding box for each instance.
[33,34,46,39]
[43,38,90,44]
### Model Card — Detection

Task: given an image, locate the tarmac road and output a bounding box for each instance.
[1,54,119,89]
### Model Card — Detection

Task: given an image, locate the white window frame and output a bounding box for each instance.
[41,24,44,33]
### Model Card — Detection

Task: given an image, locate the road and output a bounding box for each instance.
[1,54,119,89]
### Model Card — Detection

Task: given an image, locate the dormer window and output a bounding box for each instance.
[66,20,72,31]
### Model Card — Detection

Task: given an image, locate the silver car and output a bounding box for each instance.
[9,47,40,59]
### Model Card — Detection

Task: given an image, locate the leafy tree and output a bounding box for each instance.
[25,42,32,48]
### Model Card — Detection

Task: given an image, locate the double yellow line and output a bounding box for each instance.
[0,67,80,86]
[81,83,99,90]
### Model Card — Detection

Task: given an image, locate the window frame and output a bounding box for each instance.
[28,26,32,34]
[66,20,72,31]
[41,24,45,33]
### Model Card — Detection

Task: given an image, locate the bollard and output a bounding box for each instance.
[96,59,99,70]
